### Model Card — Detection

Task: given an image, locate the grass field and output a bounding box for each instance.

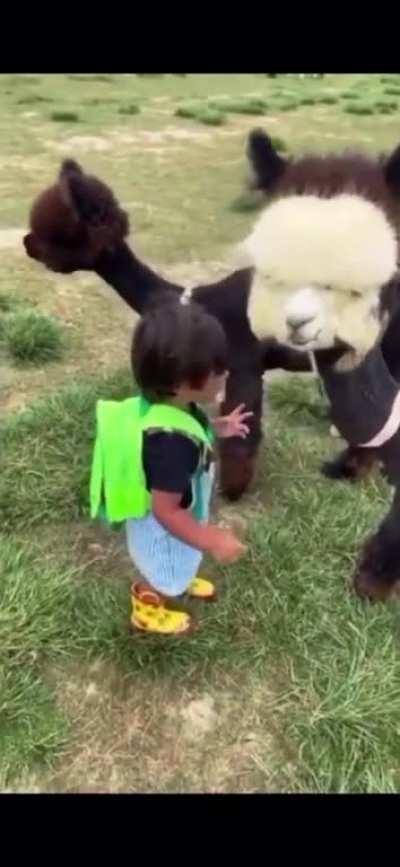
[1,73,400,793]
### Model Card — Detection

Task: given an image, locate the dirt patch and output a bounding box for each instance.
[66,522,134,584]
[179,694,218,742]
[322,132,374,143]
[45,122,255,159]
[0,155,50,173]
[159,258,229,289]
[11,659,286,793]
[0,228,25,250]
[45,128,215,157]
[0,364,20,408]
[111,127,215,146]
[46,136,113,153]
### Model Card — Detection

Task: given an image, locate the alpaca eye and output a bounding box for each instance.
[350,290,362,299]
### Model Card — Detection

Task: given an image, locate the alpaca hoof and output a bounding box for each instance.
[321,448,376,483]
[321,458,359,482]
[353,537,400,602]
[221,486,246,502]
[353,568,399,602]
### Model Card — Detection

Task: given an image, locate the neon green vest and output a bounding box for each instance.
[90,395,214,525]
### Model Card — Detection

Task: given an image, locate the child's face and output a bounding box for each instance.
[200,370,229,405]
[176,370,229,406]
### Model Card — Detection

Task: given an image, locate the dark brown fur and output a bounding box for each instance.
[248,129,400,236]
[25,160,129,273]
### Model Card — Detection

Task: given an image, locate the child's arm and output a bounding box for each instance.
[152,490,246,563]
[212,403,254,439]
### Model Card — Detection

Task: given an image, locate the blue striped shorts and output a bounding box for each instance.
[126,464,215,597]
[126,512,203,597]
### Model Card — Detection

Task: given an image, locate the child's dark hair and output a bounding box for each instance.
[132,300,228,400]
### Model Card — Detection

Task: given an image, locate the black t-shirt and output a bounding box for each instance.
[142,403,212,509]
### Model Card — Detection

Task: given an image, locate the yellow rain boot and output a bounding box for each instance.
[131,583,192,636]
[187,576,217,601]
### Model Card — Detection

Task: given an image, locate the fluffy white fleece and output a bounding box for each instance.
[240,193,398,351]
[244,194,397,292]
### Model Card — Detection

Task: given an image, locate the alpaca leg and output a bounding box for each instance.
[219,440,259,501]
[353,487,400,601]
[321,445,378,482]
[218,368,263,501]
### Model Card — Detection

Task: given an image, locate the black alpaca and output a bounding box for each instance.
[248,130,400,599]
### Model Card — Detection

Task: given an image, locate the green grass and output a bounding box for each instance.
[0,73,397,253]
[175,102,203,119]
[2,310,64,364]
[275,100,300,112]
[299,97,317,106]
[0,370,133,531]
[229,191,265,213]
[90,74,115,83]
[83,97,119,106]
[0,293,31,339]
[2,75,41,86]
[341,91,362,100]
[67,74,115,83]
[209,97,267,115]
[317,96,338,105]
[0,541,75,769]
[1,373,400,791]
[373,100,398,114]
[0,292,30,313]
[118,104,140,116]
[17,94,54,105]
[177,96,267,123]
[50,111,80,123]
[343,104,375,116]
[197,108,226,126]
[270,136,288,152]
[175,102,226,124]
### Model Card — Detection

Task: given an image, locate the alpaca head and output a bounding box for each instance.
[243,130,400,357]
[24,160,129,273]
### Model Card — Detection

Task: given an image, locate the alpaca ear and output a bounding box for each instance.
[58,159,84,215]
[58,164,111,227]
[56,160,129,238]
[59,159,84,178]
[384,143,400,197]
[247,129,286,192]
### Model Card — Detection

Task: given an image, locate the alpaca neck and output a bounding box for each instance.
[94,241,183,314]
[380,302,400,383]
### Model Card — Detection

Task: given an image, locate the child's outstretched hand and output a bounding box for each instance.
[214,404,254,439]
[208,528,247,563]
